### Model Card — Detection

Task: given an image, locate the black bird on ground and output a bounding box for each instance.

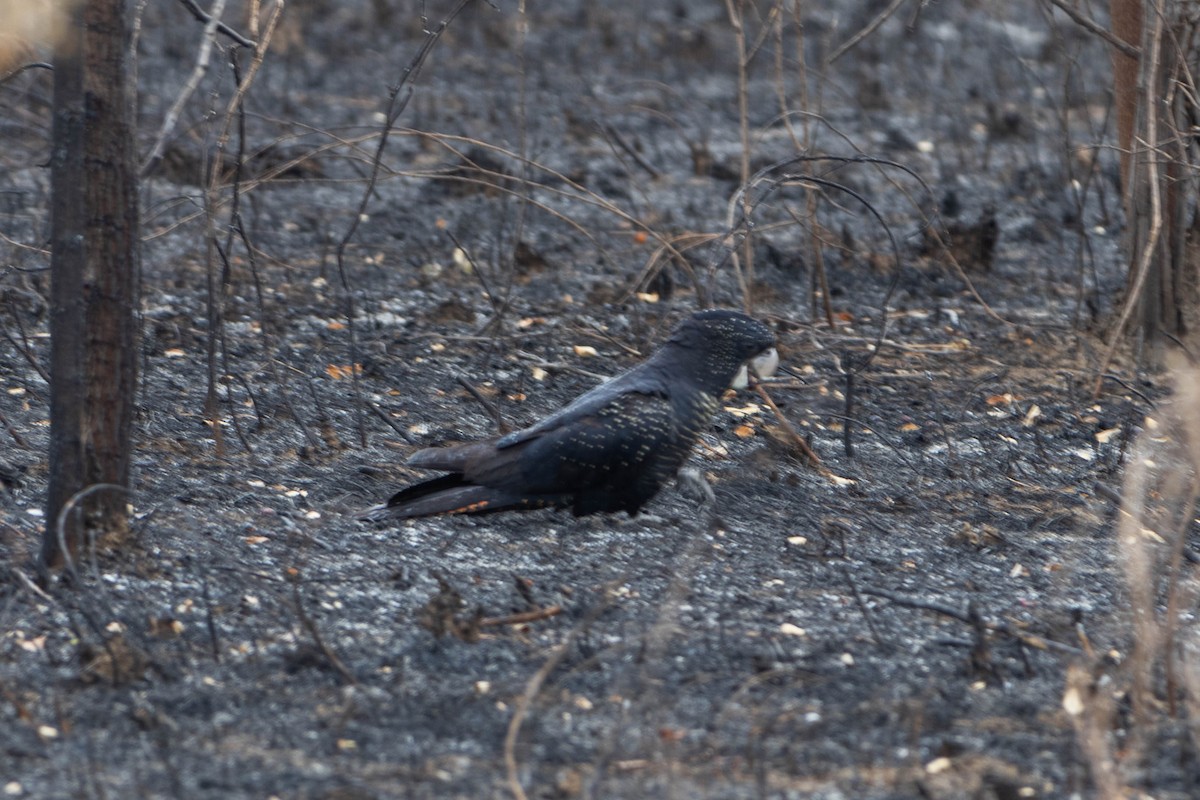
[365,309,778,520]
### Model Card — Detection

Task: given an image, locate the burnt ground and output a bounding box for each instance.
[2,1,1199,798]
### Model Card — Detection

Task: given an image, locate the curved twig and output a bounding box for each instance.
[53,483,130,580]
[176,0,255,47]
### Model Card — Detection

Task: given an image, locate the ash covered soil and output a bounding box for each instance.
[2,2,1196,798]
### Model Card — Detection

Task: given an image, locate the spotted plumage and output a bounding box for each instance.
[366,309,777,520]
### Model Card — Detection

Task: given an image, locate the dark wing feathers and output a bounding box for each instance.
[385,390,679,518]
[405,439,496,473]
[511,391,677,494]
[495,363,667,449]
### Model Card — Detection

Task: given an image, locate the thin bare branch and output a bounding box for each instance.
[0,62,52,87]
[176,0,255,47]
[828,0,908,64]
[1045,0,1141,59]
[143,0,230,176]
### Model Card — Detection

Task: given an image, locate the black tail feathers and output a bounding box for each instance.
[359,473,562,520]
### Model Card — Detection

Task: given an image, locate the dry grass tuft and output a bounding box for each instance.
[1068,359,1200,797]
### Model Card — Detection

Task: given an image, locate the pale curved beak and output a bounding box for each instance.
[730,347,780,389]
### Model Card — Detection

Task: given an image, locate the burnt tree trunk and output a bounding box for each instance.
[43,0,140,572]
[1109,0,1197,357]
[1110,0,1141,191]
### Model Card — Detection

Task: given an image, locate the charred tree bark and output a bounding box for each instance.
[45,1,88,571]
[1111,0,1141,191]
[43,0,140,572]
[1109,0,1197,359]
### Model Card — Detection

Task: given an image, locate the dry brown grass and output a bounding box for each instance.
[1066,359,1200,797]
